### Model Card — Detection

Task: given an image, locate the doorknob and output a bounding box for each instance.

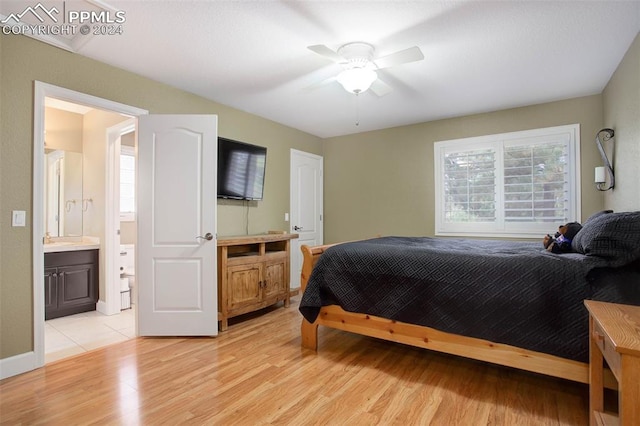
[293,226,303,231]
[196,232,213,241]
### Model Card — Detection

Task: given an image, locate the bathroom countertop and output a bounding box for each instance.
[44,237,100,253]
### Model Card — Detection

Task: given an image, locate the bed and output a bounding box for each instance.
[298,211,640,384]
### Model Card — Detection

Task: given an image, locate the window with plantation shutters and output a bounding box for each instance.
[434,124,580,237]
[443,149,496,223]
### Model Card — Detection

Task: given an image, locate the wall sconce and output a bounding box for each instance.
[594,128,614,191]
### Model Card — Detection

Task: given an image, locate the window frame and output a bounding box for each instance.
[434,124,581,238]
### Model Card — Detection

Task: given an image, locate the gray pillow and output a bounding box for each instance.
[584,209,613,224]
[572,211,640,267]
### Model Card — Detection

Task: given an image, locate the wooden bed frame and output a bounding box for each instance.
[300,243,593,384]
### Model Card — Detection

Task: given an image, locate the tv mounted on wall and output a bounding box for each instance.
[217,137,267,201]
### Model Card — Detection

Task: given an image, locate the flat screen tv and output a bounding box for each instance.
[217,137,267,201]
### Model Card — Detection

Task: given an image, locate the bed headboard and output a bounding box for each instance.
[300,244,337,292]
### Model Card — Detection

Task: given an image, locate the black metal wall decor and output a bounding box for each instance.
[595,128,615,191]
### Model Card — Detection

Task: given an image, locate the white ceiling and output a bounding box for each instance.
[4,1,640,138]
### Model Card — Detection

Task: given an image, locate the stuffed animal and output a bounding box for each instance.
[543,222,583,254]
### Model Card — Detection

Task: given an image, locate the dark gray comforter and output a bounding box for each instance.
[299,236,640,362]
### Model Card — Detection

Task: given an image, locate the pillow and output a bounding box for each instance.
[584,209,614,224]
[572,211,640,267]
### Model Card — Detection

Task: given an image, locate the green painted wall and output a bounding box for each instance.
[323,95,606,243]
[603,32,640,212]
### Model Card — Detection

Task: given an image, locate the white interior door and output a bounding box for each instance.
[290,149,323,291]
[137,114,218,336]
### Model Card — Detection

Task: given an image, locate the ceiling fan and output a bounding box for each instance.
[307,42,424,96]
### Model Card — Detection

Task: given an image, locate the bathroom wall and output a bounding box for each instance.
[61,152,83,236]
[44,107,83,152]
[119,132,137,246]
[82,109,131,301]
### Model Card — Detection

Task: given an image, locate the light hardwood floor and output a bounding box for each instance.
[0,297,590,425]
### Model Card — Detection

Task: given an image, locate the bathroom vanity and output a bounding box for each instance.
[44,242,99,320]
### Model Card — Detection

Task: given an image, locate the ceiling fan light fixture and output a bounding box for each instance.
[336,67,377,94]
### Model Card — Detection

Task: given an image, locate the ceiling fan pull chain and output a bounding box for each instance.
[355,93,360,126]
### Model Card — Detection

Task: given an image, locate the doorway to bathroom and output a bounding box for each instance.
[44,106,136,363]
[42,100,137,363]
[37,87,146,364]
[29,81,219,377]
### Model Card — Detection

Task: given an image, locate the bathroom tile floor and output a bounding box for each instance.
[45,306,136,364]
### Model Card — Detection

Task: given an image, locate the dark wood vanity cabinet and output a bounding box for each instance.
[44,249,99,320]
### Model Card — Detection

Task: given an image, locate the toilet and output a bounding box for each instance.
[119,244,135,309]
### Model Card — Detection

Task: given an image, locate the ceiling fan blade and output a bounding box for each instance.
[302,75,337,92]
[307,44,346,63]
[370,78,393,97]
[374,46,424,69]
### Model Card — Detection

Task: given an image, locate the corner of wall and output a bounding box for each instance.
[602,33,640,212]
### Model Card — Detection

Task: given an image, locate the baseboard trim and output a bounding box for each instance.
[96,300,107,315]
[0,351,39,380]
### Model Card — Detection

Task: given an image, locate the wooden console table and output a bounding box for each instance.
[584,300,640,425]
[217,233,298,331]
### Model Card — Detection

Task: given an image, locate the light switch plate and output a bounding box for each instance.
[12,210,26,227]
